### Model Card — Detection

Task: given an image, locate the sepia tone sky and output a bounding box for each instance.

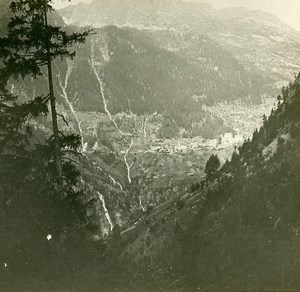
[189,0,300,30]
[52,0,300,30]
[53,0,93,9]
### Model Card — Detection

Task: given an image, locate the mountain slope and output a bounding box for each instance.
[58,0,300,82]
[96,75,300,291]
[0,0,287,135]
[8,24,271,137]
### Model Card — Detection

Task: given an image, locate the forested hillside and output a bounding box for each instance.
[97,75,300,291]
[11,25,269,134]
[60,0,300,82]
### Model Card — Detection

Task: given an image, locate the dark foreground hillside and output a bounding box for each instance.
[88,75,300,291]
[161,79,300,291]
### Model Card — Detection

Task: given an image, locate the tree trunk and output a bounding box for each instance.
[47,57,62,178]
[44,6,62,179]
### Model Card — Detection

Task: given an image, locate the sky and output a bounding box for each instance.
[52,0,93,9]
[188,0,300,30]
[52,0,300,30]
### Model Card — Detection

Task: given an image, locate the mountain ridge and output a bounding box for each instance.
[57,0,300,83]
[59,0,292,34]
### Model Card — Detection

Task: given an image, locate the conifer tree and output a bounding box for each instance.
[0,0,93,244]
[0,0,91,179]
[205,154,220,179]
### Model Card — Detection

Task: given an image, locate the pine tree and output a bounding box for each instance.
[204,154,220,179]
[0,0,91,179]
[0,0,94,260]
[0,0,93,233]
[0,3,96,286]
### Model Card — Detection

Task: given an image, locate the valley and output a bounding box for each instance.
[56,96,275,233]
[0,0,286,247]
[1,0,300,290]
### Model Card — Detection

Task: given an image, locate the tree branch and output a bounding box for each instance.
[57,113,69,127]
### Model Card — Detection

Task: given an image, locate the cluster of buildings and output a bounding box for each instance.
[145,132,245,154]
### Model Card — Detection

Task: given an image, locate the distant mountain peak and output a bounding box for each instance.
[58,0,293,36]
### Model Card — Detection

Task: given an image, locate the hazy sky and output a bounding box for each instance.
[189,0,300,30]
[53,0,93,9]
[52,0,300,30]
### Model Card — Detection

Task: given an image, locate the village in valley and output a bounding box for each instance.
[66,97,274,154]
[48,97,276,209]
